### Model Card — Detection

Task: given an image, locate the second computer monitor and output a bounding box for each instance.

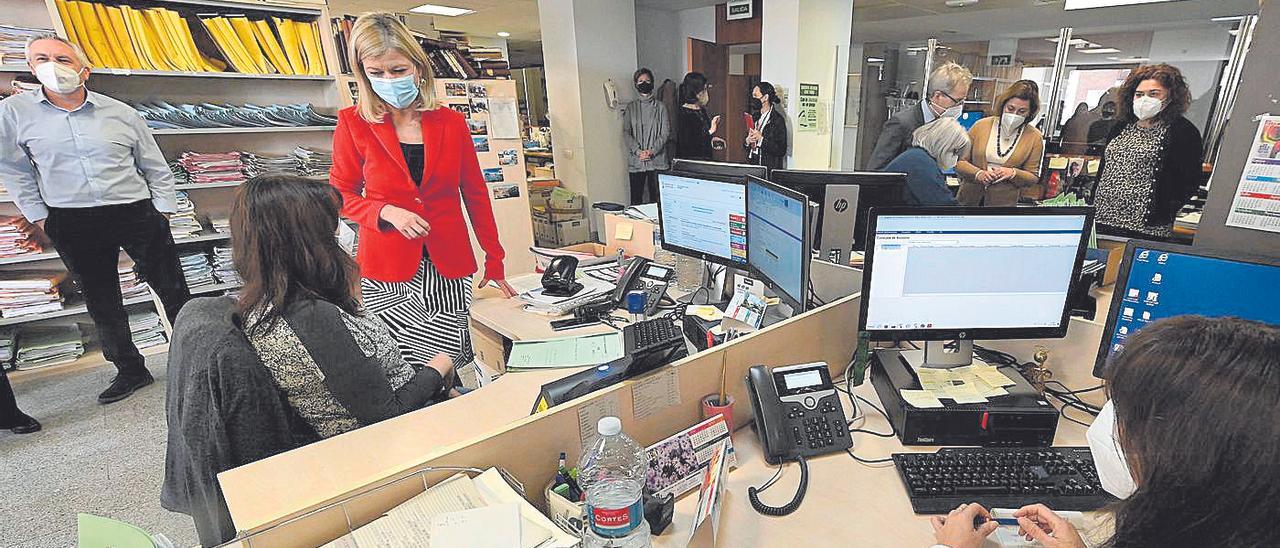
[768,170,907,255]
[858,206,1093,368]
[671,159,769,182]
[746,175,811,313]
[656,171,748,268]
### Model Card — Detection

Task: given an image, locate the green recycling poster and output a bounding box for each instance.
[798,83,819,132]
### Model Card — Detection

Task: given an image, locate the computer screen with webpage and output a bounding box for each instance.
[747,178,807,309]
[657,173,747,266]
[1099,246,1280,368]
[864,214,1087,331]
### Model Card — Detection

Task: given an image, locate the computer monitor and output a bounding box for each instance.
[858,206,1093,368]
[746,175,811,313]
[768,170,908,254]
[1092,241,1280,378]
[656,171,748,268]
[671,159,768,182]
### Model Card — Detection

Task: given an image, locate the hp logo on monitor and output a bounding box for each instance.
[834,198,849,213]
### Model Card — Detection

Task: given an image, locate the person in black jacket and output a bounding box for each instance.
[1094,64,1203,239]
[675,72,725,160]
[746,81,787,170]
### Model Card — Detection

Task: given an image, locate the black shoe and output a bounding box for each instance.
[98,373,154,404]
[3,413,41,434]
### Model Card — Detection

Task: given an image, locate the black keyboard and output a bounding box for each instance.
[622,317,686,375]
[893,447,1116,514]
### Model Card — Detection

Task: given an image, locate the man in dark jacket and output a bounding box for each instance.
[868,62,973,170]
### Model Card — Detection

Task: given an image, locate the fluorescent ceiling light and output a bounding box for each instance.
[1211,15,1247,22]
[409,4,475,16]
[497,31,511,37]
[866,57,885,63]
[1081,48,1121,54]
[1064,0,1178,10]
[1046,37,1092,46]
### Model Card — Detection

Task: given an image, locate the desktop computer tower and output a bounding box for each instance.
[870,349,1059,447]
[818,185,859,265]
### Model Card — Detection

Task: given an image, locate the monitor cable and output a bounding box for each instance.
[748,456,809,516]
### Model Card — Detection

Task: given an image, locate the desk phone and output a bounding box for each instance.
[613,257,673,315]
[747,363,852,463]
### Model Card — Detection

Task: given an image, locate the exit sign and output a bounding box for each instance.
[727,0,753,20]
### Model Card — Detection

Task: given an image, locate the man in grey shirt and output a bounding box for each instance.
[0,36,190,404]
[623,68,670,204]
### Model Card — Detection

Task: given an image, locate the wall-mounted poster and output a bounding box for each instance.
[468,119,488,135]
[498,149,519,166]
[447,102,471,117]
[470,98,489,114]
[472,136,490,152]
[468,83,488,97]
[482,168,505,183]
[489,97,521,139]
[490,183,520,200]
[445,82,467,97]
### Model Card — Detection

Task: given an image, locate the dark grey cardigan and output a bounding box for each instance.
[162,297,443,545]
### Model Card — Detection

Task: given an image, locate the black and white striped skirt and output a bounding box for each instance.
[360,256,474,370]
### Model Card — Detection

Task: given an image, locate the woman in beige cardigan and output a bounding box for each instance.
[956,80,1044,206]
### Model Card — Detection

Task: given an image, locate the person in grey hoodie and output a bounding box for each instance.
[623,67,671,204]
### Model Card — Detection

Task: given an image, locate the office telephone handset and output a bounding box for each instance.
[612,257,674,315]
[745,363,853,516]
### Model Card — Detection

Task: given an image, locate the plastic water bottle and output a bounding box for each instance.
[579,417,651,547]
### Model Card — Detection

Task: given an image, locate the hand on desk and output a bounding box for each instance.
[932,503,998,548]
[1012,504,1087,548]
[478,277,517,298]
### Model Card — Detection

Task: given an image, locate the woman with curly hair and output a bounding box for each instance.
[1092,64,1202,239]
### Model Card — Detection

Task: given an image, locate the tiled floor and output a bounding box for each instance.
[1,354,200,548]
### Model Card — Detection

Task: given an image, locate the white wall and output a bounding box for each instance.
[841,43,864,170]
[678,6,716,75]
[635,7,682,85]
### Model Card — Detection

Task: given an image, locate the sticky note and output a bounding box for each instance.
[685,305,725,322]
[900,389,944,409]
[1048,157,1070,169]
[943,382,988,404]
[614,223,633,241]
[1087,159,1101,174]
[974,368,1017,388]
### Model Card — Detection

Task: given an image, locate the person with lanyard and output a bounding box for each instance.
[955,80,1045,206]
[868,62,973,170]
[622,67,670,204]
[330,13,515,384]
[745,81,787,170]
[0,36,190,405]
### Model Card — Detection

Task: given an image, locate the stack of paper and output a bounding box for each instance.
[0,24,53,67]
[243,151,302,176]
[179,251,214,289]
[118,260,151,300]
[212,245,239,285]
[0,270,67,319]
[169,191,203,241]
[53,1,228,72]
[129,311,167,349]
[293,146,333,176]
[15,324,84,370]
[0,216,44,259]
[0,328,15,368]
[210,217,230,234]
[905,363,1020,407]
[133,102,337,130]
[172,151,246,186]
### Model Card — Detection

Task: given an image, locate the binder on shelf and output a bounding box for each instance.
[229,17,271,73]
[53,1,82,55]
[273,17,307,76]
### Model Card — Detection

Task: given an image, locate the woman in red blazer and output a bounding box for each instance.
[331,13,515,374]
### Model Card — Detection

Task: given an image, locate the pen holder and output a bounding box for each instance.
[702,394,736,432]
[544,481,585,537]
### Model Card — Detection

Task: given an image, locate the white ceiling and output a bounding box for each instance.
[634,0,723,10]
[329,0,541,42]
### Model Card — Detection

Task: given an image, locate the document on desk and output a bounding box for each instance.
[429,503,521,548]
[507,332,625,370]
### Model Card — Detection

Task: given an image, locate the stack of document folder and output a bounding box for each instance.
[179,251,214,289]
[169,191,203,241]
[134,102,336,130]
[210,217,230,235]
[212,245,239,285]
[0,270,67,319]
[118,260,151,300]
[242,151,301,176]
[293,146,334,176]
[15,324,84,370]
[172,151,246,186]
[0,328,15,370]
[1,24,53,67]
[198,15,327,75]
[129,311,167,349]
[0,216,45,259]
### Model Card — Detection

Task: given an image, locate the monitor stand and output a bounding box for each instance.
[919,339,975,369]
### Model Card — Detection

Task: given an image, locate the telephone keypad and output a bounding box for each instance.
[785,398,849,451]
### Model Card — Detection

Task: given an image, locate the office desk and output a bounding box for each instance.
[471,274,616,342]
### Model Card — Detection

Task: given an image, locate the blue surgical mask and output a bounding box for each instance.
[369,74,420,109]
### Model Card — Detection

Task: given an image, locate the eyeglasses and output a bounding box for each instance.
[937,90,961,105]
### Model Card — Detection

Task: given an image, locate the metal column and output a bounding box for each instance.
[1042,27,1073,141]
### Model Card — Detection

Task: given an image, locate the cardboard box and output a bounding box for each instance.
[1097,237,1127,286]
[533,216,591,247]
[603,213,656,259]
[548,187,585,212]
[470,322,507,374]
[531,205,587,224]
[527,179,561,210]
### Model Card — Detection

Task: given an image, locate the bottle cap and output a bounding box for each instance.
[598,416,622,436]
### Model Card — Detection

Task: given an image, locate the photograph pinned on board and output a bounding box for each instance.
[468,118,488,135]
[470,98,489,114]
[445,82,467,97]
[482,167,505,183]
[467,83,488,97]
[498,149,519,166]
[472,136,490,152]
[490,182,520,200]
[446,102,471,117]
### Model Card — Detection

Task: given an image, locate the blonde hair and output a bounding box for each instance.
[25,35,92,68]
[349,13,437,123]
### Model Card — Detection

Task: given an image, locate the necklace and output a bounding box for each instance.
[997,124,1024,157]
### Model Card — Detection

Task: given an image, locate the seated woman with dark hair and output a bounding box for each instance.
[930,315,1280,548]
[231,174,454,438]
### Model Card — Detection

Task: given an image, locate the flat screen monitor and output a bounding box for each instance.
[671,159,768,182]
[746,175,811,313]
[656,171,748,268]
[858,206,1093,367]
[1093,241,1280,378]
[768,170,907,252]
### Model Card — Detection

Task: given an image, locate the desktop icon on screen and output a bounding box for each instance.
[1151,273,1162,284]
[1141,311,1152,321]
[1127,288,1140,300]
[1157,253,1169,264]
[1119,326,1129,335]
[1138,250,1150,261]
[1145,292,1159,305]
[1123,307,1135,319]
[1113,343,1124,353]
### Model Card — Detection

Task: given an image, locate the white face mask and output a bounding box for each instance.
[1087,401,1137,499]
[34,62,84,95]
[1001,112,1025,133]
[1132,96,1164,121]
